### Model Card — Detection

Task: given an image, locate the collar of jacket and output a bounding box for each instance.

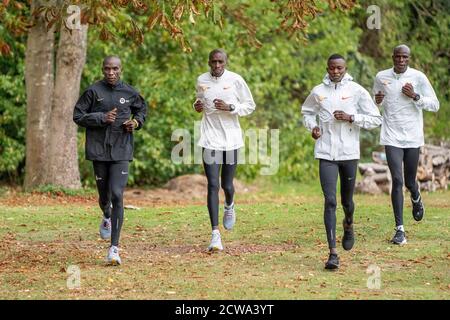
[101,79,123,88]
[322,73,353,87]
[209,69,228,82]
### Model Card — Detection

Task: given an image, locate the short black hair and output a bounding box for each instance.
[209,49,228,61]
[327,53,346,62]
[103,55,121,66]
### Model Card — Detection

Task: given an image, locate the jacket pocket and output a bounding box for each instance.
[110,131,133,160]
[342,124,357,155]
[86,129,106,158]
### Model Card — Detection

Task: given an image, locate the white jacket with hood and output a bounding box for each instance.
[301,73,382,161]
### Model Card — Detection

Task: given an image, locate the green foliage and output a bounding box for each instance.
[0,35,26,183]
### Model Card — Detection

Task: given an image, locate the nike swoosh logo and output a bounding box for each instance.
[96,98,104,101]
[95,176,102,181]
[121,171,128,175]
[341,96,352,100]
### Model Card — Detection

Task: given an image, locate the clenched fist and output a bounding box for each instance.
[312,126,321,140]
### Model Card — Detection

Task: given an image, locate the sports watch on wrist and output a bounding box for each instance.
[413,94,421,101]
[229,104,235,112]
[350,115,355,123]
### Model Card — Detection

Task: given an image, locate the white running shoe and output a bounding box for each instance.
[207,230,223,252]
[99,217,111,240]
[223,203,236,230]
[107,245,121,265]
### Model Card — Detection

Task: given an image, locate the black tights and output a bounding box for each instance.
[385,146,420,227]
[93,161,129,246]
[319,159,358,249]
[202,149,238,228]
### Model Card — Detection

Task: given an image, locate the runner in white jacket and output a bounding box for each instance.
[301,54,382,270]
[373,44,439,245]
[193,49,256,252]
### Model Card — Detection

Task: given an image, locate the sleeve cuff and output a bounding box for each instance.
[100,113,107,124]
[353,114,362,124]
[413,96,424,108]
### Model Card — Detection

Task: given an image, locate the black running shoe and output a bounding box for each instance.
[342,219,355,251]
[325,253,340,270]
[411,195,424,221]
[391,229,407,245]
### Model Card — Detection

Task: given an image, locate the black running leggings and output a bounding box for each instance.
[319,159,358,249]
[93,161,129,247]
[385,145,420,227]
[202,149,238,228]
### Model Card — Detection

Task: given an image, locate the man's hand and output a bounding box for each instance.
[122,119,138,133]
[402,82,416,99]
[312,126,321,140]
[194,99,204,113]
[213,99,231,111]
[333,110,352,122]
[375,91,385,104]
[105,108,117,124]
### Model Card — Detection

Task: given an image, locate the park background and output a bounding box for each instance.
[0,0,449,300]
[0,0,448,188]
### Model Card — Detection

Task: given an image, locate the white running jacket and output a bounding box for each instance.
[301,73,382,161]
[195,69,256,151]
[373,67,440,148]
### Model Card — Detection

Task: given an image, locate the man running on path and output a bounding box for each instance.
[193,49,256,252]
[301,54,382,269]
[373,44,439,245]
[73,56,147,265]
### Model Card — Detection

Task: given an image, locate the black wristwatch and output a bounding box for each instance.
[413,94,420,101]
[229,104,235,112]
[350,115,355,123]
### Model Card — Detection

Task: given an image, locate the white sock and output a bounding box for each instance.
[412,194,421,203]
[212,229,220,234]
[396,225,405,232]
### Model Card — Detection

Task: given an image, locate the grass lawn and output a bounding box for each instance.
[0,180,448,300]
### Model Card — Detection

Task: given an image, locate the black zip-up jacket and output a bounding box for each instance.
[73,79,147,161]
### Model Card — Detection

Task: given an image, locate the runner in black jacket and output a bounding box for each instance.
[73,56,147,265]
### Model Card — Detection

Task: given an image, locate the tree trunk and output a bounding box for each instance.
[24,1,55,190]
[45,24,88,188]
